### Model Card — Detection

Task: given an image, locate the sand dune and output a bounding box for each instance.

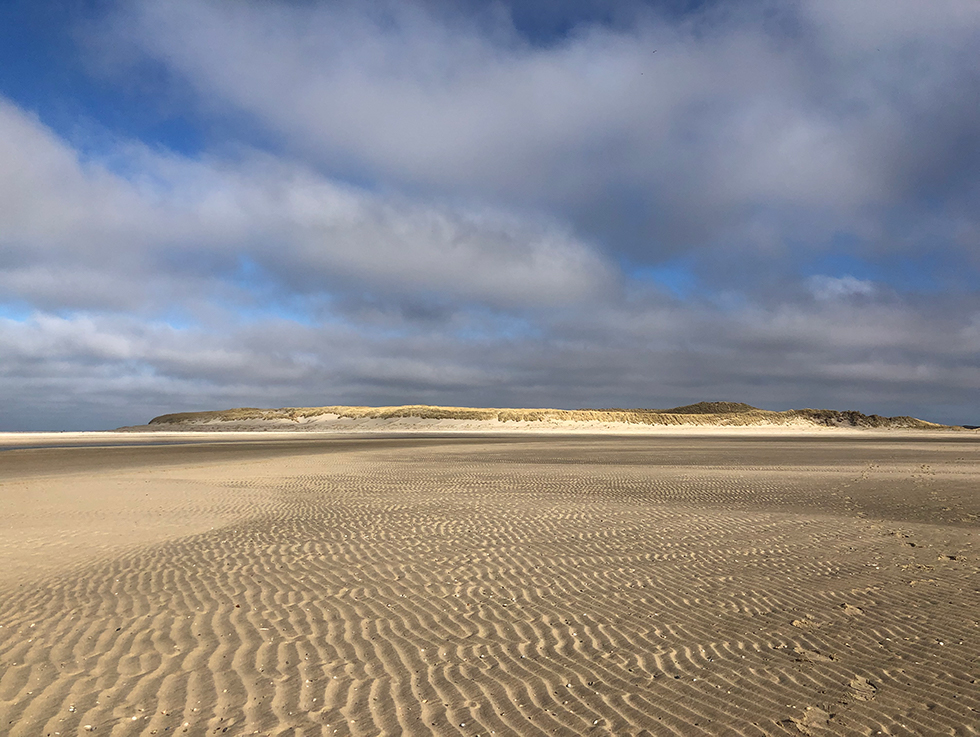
[1,434,978,735]
[132,402,956,434]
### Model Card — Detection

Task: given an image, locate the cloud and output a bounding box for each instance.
[97,0,980,258]
[3,287,978,431]
[0,98,613,315]
[807,275,875,301]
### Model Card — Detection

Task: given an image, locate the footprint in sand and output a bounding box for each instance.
[794,647,835,663]
[849,675,877,701]
[790,705,834,735]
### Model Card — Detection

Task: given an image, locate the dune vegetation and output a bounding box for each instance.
[146,401,951,430]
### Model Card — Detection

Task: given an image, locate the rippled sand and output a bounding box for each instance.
[1,433,978,735]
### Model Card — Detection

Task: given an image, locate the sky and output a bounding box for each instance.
[1,0,978,431]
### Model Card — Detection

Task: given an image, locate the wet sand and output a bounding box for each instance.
[1,433,978,735]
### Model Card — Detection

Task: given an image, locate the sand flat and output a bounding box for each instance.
[1,433,978,735]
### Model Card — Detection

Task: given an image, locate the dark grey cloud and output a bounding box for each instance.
[2,286,977,430]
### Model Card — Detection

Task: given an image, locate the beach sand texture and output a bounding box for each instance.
[1,433,978,735]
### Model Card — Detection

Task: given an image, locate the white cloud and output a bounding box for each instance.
[0,98,613,313]
[807,275,876,301]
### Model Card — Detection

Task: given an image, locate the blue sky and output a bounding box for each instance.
[1,0,978,430]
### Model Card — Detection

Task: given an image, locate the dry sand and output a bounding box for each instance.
[1,431,978,735]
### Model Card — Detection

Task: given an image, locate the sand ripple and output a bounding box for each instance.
[1,437,978,735]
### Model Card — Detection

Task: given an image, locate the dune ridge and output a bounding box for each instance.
[143,401,952,432]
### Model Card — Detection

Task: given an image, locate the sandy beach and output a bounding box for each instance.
[1,430,978,735]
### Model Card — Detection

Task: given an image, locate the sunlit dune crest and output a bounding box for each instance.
[142,401,954,431]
